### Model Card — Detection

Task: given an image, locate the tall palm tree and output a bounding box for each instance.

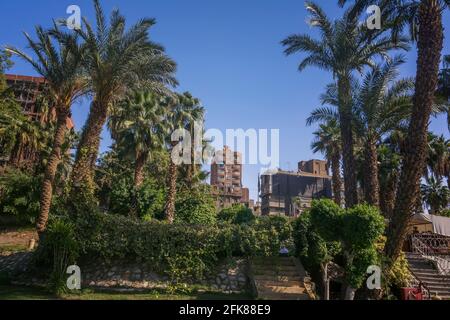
[66,0,177,200]
[421,176,450,214]
[181,93,205,187]
[436,55,450,132]
[282,1,408,208]
[374,0,449,262]
[426,133,450,187]
[308,58,414,208]
[377,144,401,218]
[108,91,169,217]
[164,92,202,223]
[1,113,44,168]
[310,120,342,206]
[6,25,85,233]
[352,57,414,206]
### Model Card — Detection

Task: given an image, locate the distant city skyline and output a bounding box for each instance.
[2,0,449,200]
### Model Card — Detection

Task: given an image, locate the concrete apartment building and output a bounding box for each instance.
[2,74,74,166]
[260,159,332,217]
[210,146,251,209]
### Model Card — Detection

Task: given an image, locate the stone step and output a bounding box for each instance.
[411,269,441,275]
[251,257,313,300]
[409,261,435,267]
[257,284,308,294]
[420,279,450,288]
[417,274,450,281]
[252,258,296,267]
[253,270,301,277]
[427,285,450,294]
[253,275,303,283]
[252,265,298,272]
[258,291,311,300]
[255,280,305,288]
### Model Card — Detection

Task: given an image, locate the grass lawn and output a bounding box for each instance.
[0,244,29,254]
[0,285,252,300]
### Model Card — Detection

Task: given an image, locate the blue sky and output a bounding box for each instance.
[1,1,449,201]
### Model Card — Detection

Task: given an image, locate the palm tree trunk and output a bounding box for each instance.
[364,136,380,207]
[380,171,398,219]
[385,0,443,262]
[164,158,178,224]
[134,152,147,189]
[37,108,68,234]
[70,100,108,197]
[338,75,358,208]
[331,151,342,206]
[130,152,147,217]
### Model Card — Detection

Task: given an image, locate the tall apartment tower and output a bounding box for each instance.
[3,74,74,166]
[210,146,250,209]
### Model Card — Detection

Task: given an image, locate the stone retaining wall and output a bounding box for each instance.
[1,252,250,293]
[81,258,249,293]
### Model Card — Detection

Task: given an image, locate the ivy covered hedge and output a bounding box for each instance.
[41,213,293,281]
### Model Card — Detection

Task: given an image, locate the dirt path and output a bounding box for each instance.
[0,228,38,250]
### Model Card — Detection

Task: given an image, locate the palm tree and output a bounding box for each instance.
[6,26,85,233]
[66,0,177,200]
[282,1,408,208]
[436,55,450,132]
[310,120,342,206]
[308,58,414,208]
[426,133,450,187]
[377,144,401,218]
[421,176,450,214]
[1,111,43,168]
[108,91,169,216]
[374,0,449,262]
[164,93,202,223]
[352,57,414,206]
[180,93,205,187]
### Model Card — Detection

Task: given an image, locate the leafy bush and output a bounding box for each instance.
[36,219,79,295]
[175,187,217,225]
[437,209,450,218]
[70,212,293,281]
[104,175,166,219]
[236,216,294,256]
[293,200,385,292]
[292,210,340,270]
[218,204,255,225]
[0,169,42,224]
[385,251,411,289]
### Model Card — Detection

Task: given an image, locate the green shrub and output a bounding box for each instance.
[293,200,385,292]
[0,169,41,224]
[437,209,450,218]
[224,216,293,257]
[175,187,217,225]
[292,210,341,271]
[36,219,79,295]
[105,176,166,219]
[218,204,255,225]
[71,213,293,281]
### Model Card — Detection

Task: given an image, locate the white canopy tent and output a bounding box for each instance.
[411,212,450,237]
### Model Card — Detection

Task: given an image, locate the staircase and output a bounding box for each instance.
[406,253,450,300]
[250,257,315,300]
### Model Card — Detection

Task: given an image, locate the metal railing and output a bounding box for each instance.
[412,233,450,255]
[411,235,450,278]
